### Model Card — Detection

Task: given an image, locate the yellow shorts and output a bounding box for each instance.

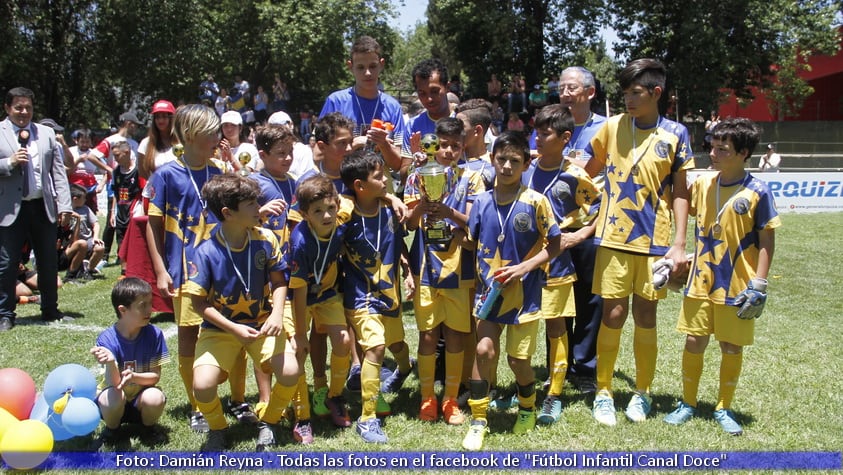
[414,284,471,333]
[283,294,347,335]
[173,294,203,327]
[593,247,666,300]
[346,308,406,352]
[481,319,540,360]
[193,327,286,374]
[541,283,576,319]
[677,297,754,347]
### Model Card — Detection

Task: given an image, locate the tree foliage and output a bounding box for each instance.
[0,0,396,128]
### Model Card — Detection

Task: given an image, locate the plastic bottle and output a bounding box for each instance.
[475,274,506,320]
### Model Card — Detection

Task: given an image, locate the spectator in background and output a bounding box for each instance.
[299,106,313,141]
[69,128,111,212]
[266,111,316,178]
[253,86,269,125]
[219,111,259,174]
[0,86,74,331]
[138,100,179,179]
[198,74,220,106]
[272,74,290,112]
[215,88,229,117]
[759,143,781,172]
[487,73,502,103]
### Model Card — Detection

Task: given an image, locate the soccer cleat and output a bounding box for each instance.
[713,409,743,435]
[625,392,653,423]
[664,400,696,426]
[190,411,210,433]
[592,390,617,426]
[346,364,362,392]
[489,392,518,411]
[204,429,227,451]
[227,401,259,424]
[356,417,388,443]
[380,358,416,393]
[255,422,275,451]
[293,420,314,444]
[537,395,563,425]
[375,393,392,417]
[312,387,330,418]
[419,396,438,422]
[512,408,536,434]
[441,398,465,425]
[325,396,352,428]
[461,420,488,451]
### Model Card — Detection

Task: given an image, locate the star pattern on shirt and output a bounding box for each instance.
[622,196,656,244]
[615,171,645,206]
[222,291,259,320]
[697,227,724,259]
[705,246,735,296]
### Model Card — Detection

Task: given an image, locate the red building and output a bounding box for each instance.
[719,28,843,122]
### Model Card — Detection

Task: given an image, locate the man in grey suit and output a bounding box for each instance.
[0,87,73,331]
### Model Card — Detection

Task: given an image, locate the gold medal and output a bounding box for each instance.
[497,234,505,243]
[712,223,722,235]
[630,165,639,176]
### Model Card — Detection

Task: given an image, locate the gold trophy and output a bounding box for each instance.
[237,152,251,176]
[417,161,452,245]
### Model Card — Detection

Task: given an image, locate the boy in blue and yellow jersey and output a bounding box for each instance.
[405,118,484,425]
[663,118,779,435]
[462,131,562,451]
[456,99,496,190]
[286,175,353,441]
[584,59,695,426]
[524,104,599,425]
[340,150,412,444]
[185,174,304,451]
[145,104,228,433]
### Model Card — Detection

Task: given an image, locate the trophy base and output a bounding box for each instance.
[424,227,453,246]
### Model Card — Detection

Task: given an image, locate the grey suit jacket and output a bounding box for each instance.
[0,118,72,226]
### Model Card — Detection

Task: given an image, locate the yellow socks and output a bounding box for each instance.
[292,373,310,420]
[179,355,197,411]
[444,350,464,400]
[417,353,436,399]
[393,344,412,374]
[716,352,743,411]
[196,396,228,431]
[596,323,621,394]
[468,396,490,423]
[328,353,350,398]
[548,333,569,396]
[258,382,297,424]
[633,326,658,393]
[228,349,247,403]
[682,349,705,407]
[360,358,381,420]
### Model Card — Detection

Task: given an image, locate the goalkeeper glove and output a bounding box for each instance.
[734,278,768,319]
[652,257,674,290]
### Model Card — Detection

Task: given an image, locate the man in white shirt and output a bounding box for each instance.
[759,143,781,172]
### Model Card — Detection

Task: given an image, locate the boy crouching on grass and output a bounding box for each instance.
[462,131,562,451]
[90,278,169,449]
[185,174,306,451]
[663,117,779,435]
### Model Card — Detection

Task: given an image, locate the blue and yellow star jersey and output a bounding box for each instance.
[405,166,484,288]
[342,203,405,318]
[522,159,600,285]
[287,220,343,305]
[459,153,495,191]
[587,114,695,255]
[184,226,286,330]
[468,186,561,324]
[685,173,781,305]
[146,159,224,293]
[564,113,607,165]
[251,170,297,245]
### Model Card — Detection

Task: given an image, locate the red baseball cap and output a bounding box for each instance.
[151,100,176,115]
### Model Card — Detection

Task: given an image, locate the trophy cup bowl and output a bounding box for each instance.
[417,162,452,245]
[237,152,251,176]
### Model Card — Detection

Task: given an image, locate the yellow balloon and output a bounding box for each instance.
[52,393,70,415]
[0,419,53,470]
[0,407,18,441]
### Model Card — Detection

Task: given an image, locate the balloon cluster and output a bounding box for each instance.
[0,365,100,470]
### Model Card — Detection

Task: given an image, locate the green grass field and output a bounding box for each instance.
[1,212,841,474]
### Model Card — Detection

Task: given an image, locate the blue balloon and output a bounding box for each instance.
[46,411,75,441]
[61,397,100,436]
[42,364,97,404]
[29,393,49,422]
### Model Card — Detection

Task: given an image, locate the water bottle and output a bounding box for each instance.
[475,275,505,320]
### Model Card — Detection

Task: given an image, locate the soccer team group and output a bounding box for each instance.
[92,36,780,452]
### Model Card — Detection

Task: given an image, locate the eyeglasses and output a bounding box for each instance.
[559,84,583,93]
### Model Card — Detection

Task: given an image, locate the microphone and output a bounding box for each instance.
[18,128,30,148]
